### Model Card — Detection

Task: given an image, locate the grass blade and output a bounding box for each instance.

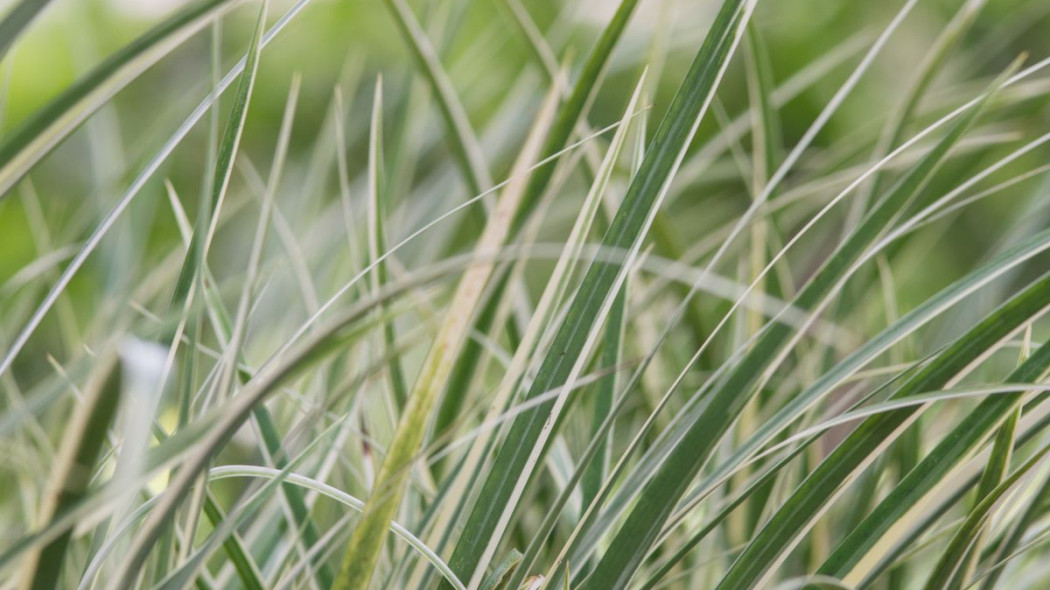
[17,351,120,590]
[0,0,54,62]
[381,0,491,196]
[717,269,1050,589]
[818,339,1050,584]
[366,76,409,409]
[0,0,240,200]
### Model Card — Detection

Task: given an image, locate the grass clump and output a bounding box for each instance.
[3,0,1050,589]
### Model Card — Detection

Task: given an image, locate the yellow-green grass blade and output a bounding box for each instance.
[330,76,562,590]
[444,1,755,587]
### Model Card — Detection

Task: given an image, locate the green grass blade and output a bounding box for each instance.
[922,438,1050,590]
[199,496,266,590]
[509,0,640,233]
[485,72,648,590]
[818,344,1050,585]
[582,285,626,511]
[171,0,267,309]
[0,0,316,380]
[381,0,491,196]
[849,0,987,223]
[478,549,523,590]
[0,0,240,201]
[947,336,1028,589]
[976,466,1050,589]
[0,0,54,62]
[155,418,338,590]
[367,76,409,409]
[444,2,754,587]
[208,466,467,589]
[17,351,121,590]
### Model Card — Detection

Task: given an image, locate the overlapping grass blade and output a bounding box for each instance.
[171,0,267,309]
[579,19,1011,590]
[922,437,1050,590]
[0,0,317,379]
[381,0,491,196]
[816,339,1050,584]
[716,268,1050,589]
[331,77,561,590]
[432,0,641,438]
[16,351,120,590]
[443,1,755,587]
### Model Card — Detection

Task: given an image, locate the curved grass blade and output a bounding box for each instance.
[444,1,755,587]
[154,418,336,590]
[0,0,241,200]
[580,52,1014,590]
[817,340,1050,584]
[0,0,54,63]
[713,272,1050,589]
[17,351,120,590]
